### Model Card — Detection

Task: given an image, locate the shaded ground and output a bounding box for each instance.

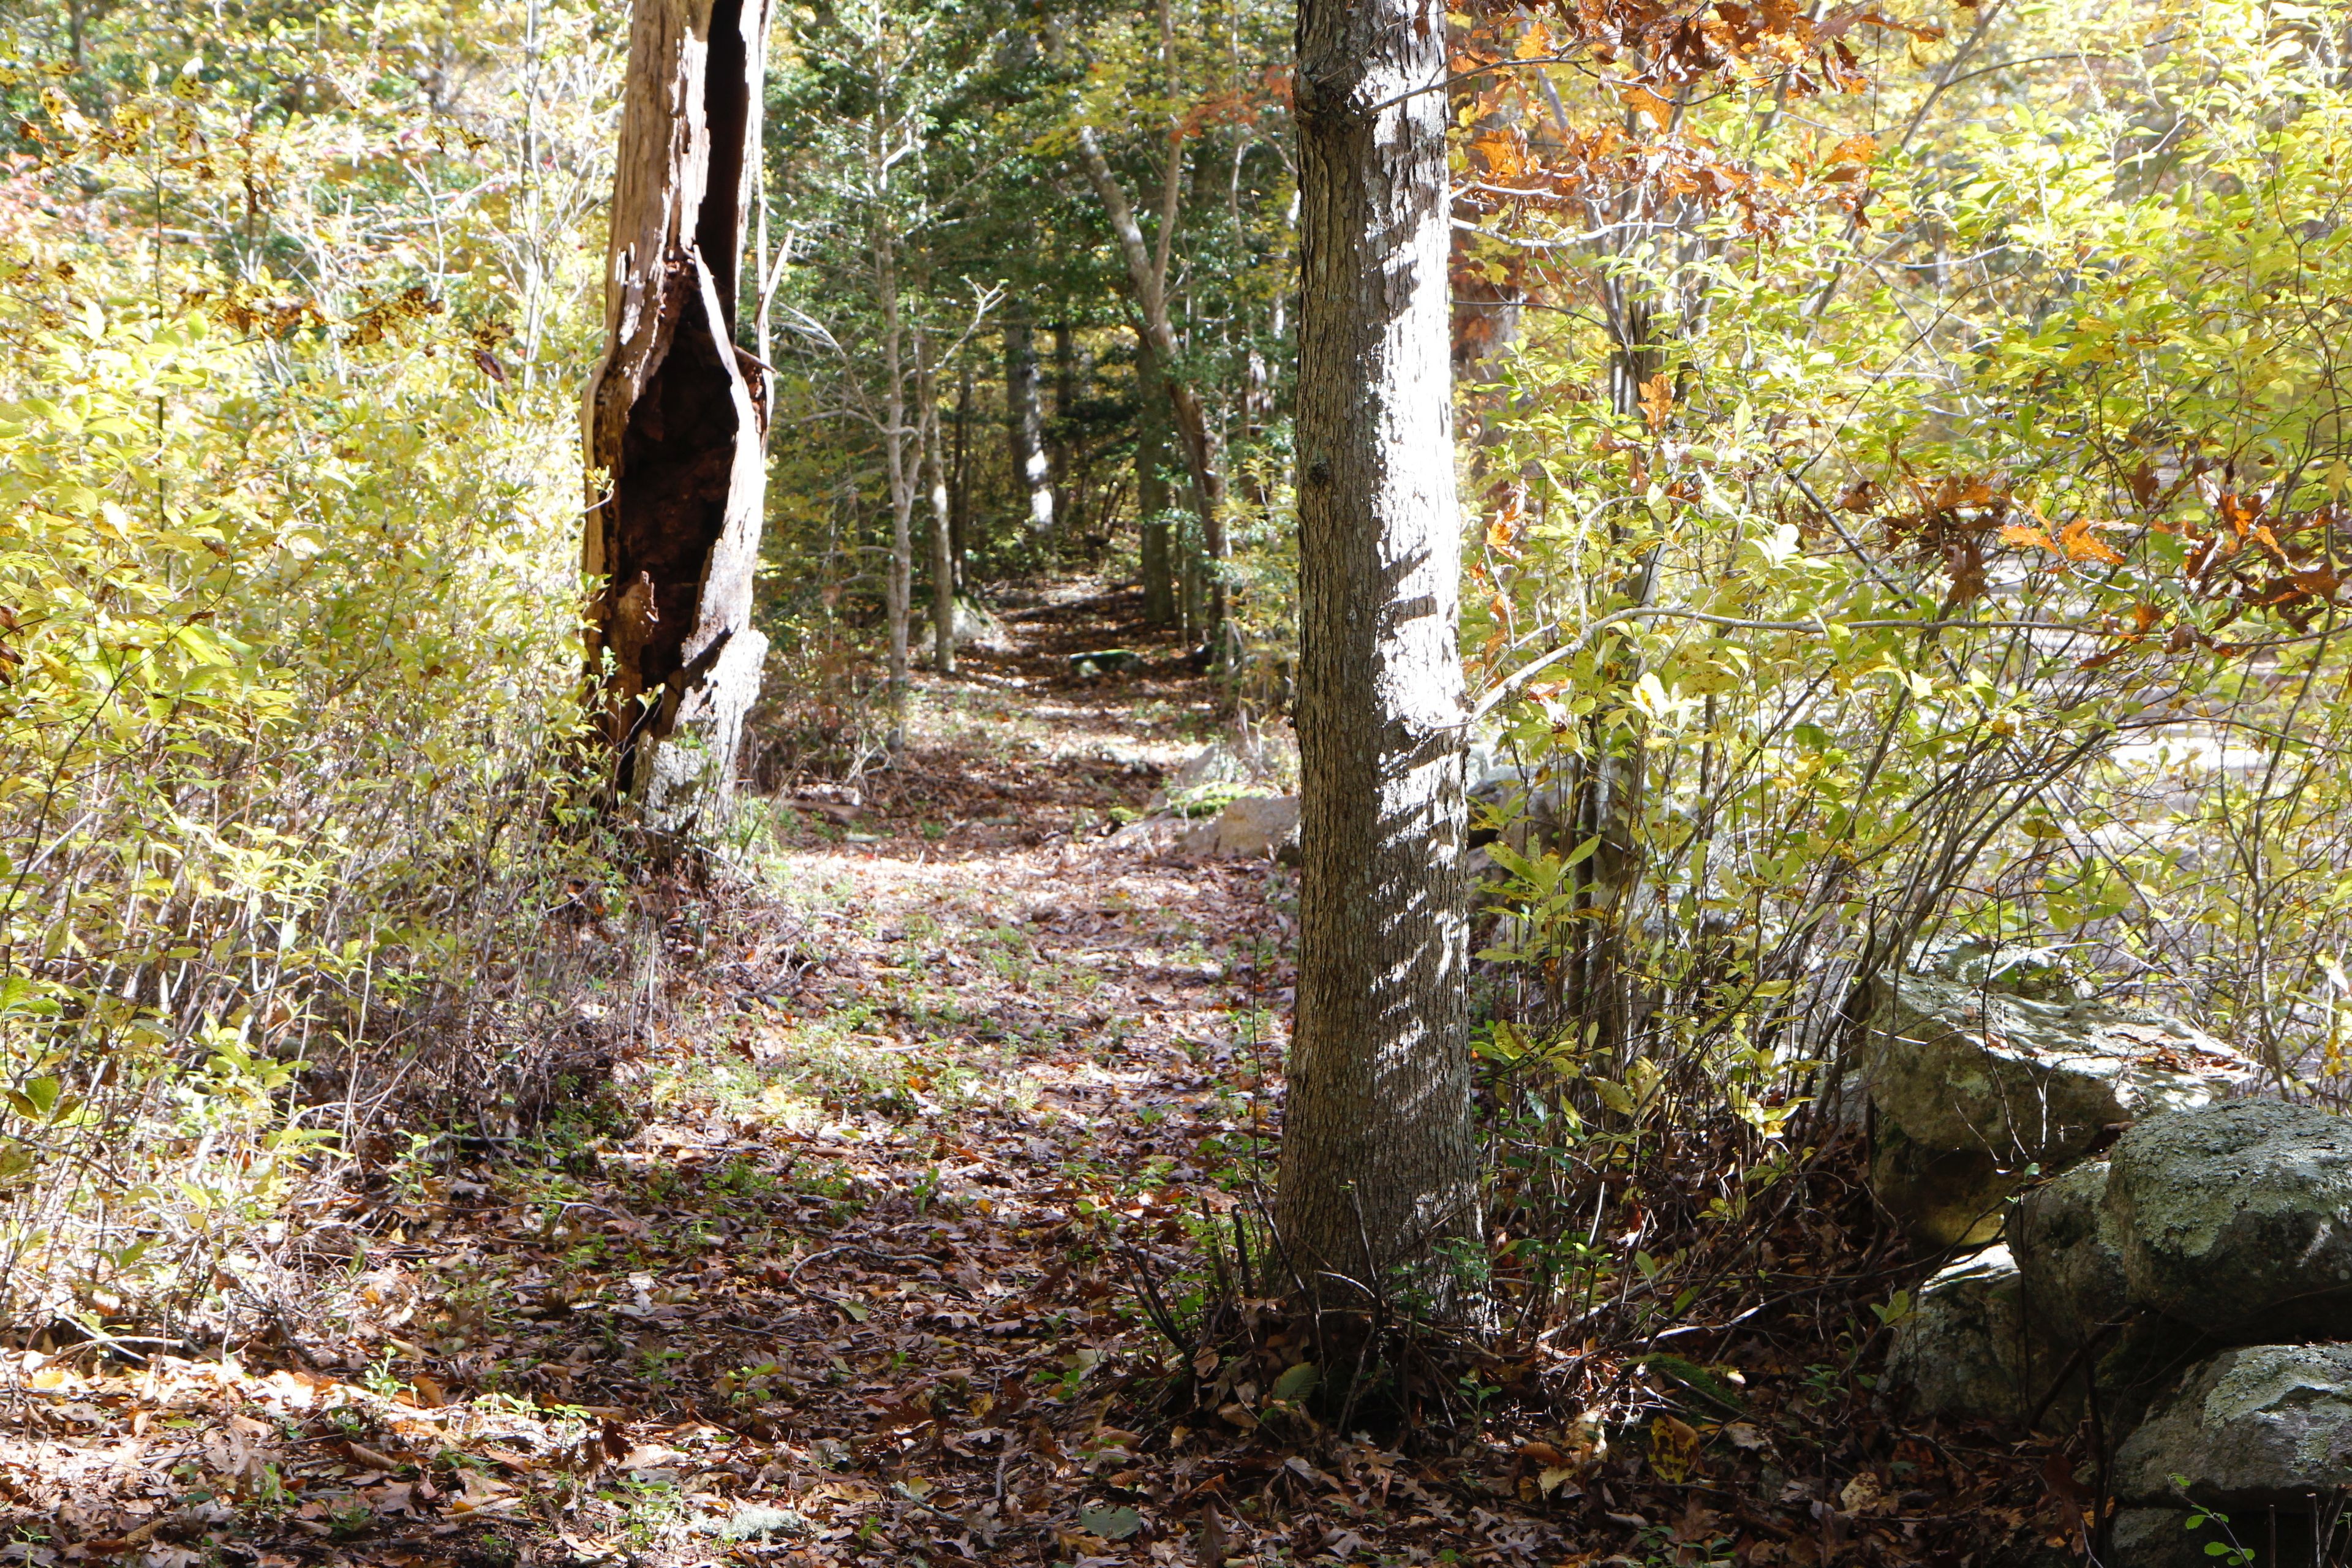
[0,583,2071,1568]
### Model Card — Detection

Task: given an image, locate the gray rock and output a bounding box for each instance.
[1864,974,2253,1170]
[1468,764,1575,859]
[951,598,1011,652]
[2107,1100,2352,1341]
[2003,1160,2209,1433]
[1170,728,1295,793]
[2109,1507,2329,1568]
[2109,1509,2206,1568]
[1885,1245,2032,1426]
[1883,1233,2194,1436]
[2117,1513,2333,1568]
[1069,648,1141,677]
[2009,1161,2131,1336]
[1872,1123,2013,1248]
[1178,793,1300,861]
[1104,815,1187,855]
[2114,1344,2352,1507]
[1917,939,2088,1003]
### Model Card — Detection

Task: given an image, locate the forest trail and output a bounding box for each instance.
[0,582,1404,1566]
[0,589,2082,1568]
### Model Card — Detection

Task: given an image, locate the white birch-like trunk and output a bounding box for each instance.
[1276,0,1479,1318]
[918,347,956,676]
[1072,125,1228,639]
[1005,314,1055,535]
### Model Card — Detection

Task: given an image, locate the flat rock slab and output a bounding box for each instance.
[1106,793,1300,862]
[1865,974,2253,1169]
[2108,1100,2352,1341]
[1181,793,1298,860]
[2114,1344,2352,1507]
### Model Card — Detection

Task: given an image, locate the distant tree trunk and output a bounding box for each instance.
[919,345,956,676]
[1277,0,1479,1318]
[1005,311,1055,535]
[582,0,774,824]
[1072,124,1228,648]
[950,361,974,588]
[1050,321,1077,537]
[878,222,914,750]
[1135,331,1176,626]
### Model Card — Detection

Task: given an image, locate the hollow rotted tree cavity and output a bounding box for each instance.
[582,0,773,823]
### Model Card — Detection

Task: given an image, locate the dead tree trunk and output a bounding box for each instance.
[582,0,774,824]
[1277,0,1479,1320]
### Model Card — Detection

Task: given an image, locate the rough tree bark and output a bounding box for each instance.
[1276,0,1479,1317]
[949,361,974,587]
[1050,321,1077,537]
[582,0,774,824]
[1135,332,1176,627]
[1005,312,1055,535]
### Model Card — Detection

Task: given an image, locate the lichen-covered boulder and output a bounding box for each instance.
[2002,1160,2207,1433]
[1864,975,2253,1172]
[2106,1100,2352,1341]
[2113,1344,2352,1507]
[2009,1160,2130,1336]
[1885,1245,2031,1425]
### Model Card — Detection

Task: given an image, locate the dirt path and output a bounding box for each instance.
[5,583,1503,1567]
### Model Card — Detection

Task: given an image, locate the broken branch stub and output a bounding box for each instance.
[582,0,774,828]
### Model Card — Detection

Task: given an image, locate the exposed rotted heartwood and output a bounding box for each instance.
[583,0,774,804]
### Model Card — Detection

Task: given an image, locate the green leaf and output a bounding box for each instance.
[1268,1362,1320,1402]
[1079,1505,1142,1540]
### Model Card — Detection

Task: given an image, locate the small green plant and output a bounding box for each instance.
[361,1349,406,1401]
[2176,1477,2258,1566]
[610,1474,687,1544]
[326,1498,378,1539]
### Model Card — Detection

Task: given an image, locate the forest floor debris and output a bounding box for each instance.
[1,584,2071,1567]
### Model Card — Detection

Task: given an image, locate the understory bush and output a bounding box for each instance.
[0,10,628,1335]
[1453,0,2352,1365]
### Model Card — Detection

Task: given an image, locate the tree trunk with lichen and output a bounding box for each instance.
[582,0,774,827]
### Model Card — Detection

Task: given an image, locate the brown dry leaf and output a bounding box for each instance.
[2060,518,2127,565]
[1639,372,1675,433]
